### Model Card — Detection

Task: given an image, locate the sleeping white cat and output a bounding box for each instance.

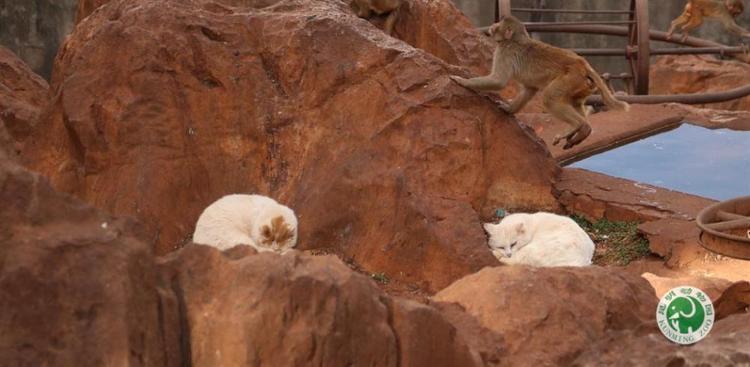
[483,212,594,267]
[192,194,298,253]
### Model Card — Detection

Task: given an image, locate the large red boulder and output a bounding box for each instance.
[434,266,658,365]
[397,0,494,76]
[573,313,750,366]
[159,245,487,366]
[75,0,111,23]
[0,152,496,365]
[0,155,173,365]
[0,46,49,152]
[24,0,559,292]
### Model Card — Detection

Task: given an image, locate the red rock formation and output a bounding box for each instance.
[713,280,750,321]
[0,46,49,152]
[159,245,486,366]
[0,155,173,365]
[557,168,714,224]
[397,0,493,76]
[650,55,750,111]
[0,123,13,160]
[75,0,111,23]
[641,272,733,301]
[24,0,559,292]
[434,266,658,366]
[0,153,492,366]
[573,313,750,366]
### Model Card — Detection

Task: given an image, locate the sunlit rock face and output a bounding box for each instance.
[23,0,560,292]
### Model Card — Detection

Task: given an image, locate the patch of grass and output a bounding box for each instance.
[370,272,390,285]
[571,215,651,266]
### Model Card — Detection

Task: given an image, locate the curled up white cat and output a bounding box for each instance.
[193,194,298,253]
[483,212,594,267]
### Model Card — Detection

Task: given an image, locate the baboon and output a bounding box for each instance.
[450,16,629,150]
[350,0,402,36]
[668,0,750,41]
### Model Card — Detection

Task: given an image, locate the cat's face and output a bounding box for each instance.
[483,218,530,258]
[258,215,298,253]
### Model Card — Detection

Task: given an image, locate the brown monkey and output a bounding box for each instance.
[450,16,629,149]
[350,0,402,36]
[668,0,750,41]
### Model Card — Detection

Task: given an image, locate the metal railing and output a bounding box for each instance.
[488,0,750,104]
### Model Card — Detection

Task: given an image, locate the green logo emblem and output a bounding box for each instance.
[656,286,714,345]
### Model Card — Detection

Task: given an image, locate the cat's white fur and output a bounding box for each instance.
[483,212,594,267]
[193,194,298,253]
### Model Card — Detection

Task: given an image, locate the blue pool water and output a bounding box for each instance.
[571,124,750,201]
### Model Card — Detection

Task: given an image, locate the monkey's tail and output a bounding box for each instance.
[585,64,630,111]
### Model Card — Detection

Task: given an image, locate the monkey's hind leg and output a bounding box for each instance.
[667,13,691,39]
[564,98,593,149]
[679,12,704,41]
[544,86,592,149]
[551,105,592,150]
[382,8,400,36]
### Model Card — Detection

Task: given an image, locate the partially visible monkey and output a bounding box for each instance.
[450,16,629,150]
[350,0,402,36]
[668,0,750,41]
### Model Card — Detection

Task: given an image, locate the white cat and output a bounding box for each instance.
[193,194,298,253]
[483,212,594,267]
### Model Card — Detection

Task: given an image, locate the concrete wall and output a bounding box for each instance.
[0,0,78,79]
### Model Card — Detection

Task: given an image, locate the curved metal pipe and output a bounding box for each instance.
[481,12,750,104]
[587,83,750,105]
[520,24,750,63]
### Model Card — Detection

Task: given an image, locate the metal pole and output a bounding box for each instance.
[588,83,750,105]
[526,21,635,26]
[504,24,750,63]
[633,0,650,95]
[510,8,633,14]
[572,46,750,56]
[496,0,511,22]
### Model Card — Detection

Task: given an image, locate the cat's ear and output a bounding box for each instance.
[514,222,525,234]
[483,223,493,233]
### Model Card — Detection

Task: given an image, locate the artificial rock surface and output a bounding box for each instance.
[434,265,658,366]
[0,152,490,366]
[159,245,485,366]
[0,151,170,366]
[24,0,559,292]
[0,46,49,153]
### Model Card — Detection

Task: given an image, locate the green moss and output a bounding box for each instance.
[571,215,651,266]
[371,272,390,285]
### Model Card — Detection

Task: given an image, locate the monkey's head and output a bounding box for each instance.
[727,0,745,17]
[488,15,530,43]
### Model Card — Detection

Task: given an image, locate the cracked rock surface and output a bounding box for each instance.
[23,0,559,292]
